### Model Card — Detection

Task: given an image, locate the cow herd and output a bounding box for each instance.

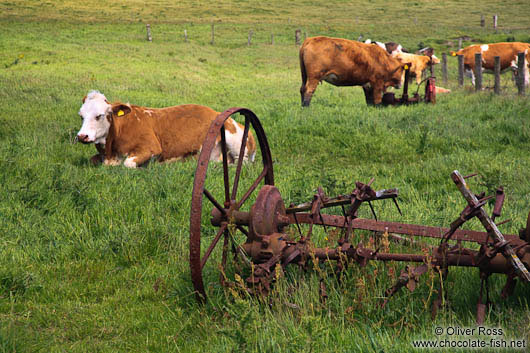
[76,36,530,168]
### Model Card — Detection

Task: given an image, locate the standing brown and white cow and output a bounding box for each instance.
[76,91,255,168]
[393,52,440,84]
[450,42,530,86]
[299,36,409,106]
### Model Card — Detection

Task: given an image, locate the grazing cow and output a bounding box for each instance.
[450,42,530,86]
[364,39,405,55]
[76,91,256,168]
[300,36,410,106]
[393,52,440,84]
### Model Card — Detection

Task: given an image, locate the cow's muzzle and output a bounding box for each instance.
[77,134,93,144]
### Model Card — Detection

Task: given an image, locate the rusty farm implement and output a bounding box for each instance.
[382,49,437,106]
[189,108,530,323]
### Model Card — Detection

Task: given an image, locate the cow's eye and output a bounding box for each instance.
[95,114,103,121]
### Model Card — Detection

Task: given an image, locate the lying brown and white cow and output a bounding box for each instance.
[76,91,255,168]
[450,42,530,86]
[393,52,440,84]
[300,36,409,106]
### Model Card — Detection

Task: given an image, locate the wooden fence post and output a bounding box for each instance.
[517,52,526,95]
[494,56,501,94]
[184,29,188,43]
[480,14,485,27]
[458,38,462,50]
[442,53,448,83]
[458,54,464,87]
[493,15,498,29]
[475,53,482,91]
[271,33,274,45]
[146,24,152,42]
[247,30,253,46]
[295,29,301,45]
[210,23,215,45]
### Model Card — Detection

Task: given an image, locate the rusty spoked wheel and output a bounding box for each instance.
[190,108,274,302]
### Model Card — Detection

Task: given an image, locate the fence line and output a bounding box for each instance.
[458,55,464,87]
[474,53,483,91]
[517,52,526,95]
[146,24,152,42]
[247,30,253,46]
[494,56,501,94]
[141,23,526,96]
[295,29,301,45]
[442,53,448,83]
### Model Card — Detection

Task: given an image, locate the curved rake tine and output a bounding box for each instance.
[392,198,403,216]
[368,201,378,221]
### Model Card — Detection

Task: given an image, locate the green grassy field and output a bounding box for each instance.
[1,1,530,352]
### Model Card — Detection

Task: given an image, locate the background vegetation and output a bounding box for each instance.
[1,1,529,352]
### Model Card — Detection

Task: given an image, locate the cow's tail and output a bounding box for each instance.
[299,47,307,88]
[299,46,309,106]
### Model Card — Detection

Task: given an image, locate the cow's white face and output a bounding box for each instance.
[77,91,112,144]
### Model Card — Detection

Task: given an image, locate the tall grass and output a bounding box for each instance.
[1,1,530,352]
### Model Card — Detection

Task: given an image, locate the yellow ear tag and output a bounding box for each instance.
[452,53,456,56]
[404,64,409,70]
[117,110,124,116]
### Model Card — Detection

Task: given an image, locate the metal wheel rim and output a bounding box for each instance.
[189,107,274,302]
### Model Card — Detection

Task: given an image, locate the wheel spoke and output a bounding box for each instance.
[232,226,252,266]
[236,225,249,237]
[220,228,230,286]
[203,188,226,215]
[236,166,269,209]
[231,116,250,202]
[201,222,228,269]
[220,125,230,205]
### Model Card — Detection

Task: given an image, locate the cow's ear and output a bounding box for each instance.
[111,104,132,117]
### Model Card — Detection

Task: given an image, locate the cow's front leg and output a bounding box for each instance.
[123,151,155,168]
[90,143,105,165]
[124,142,162,168]
[372,82,384,105]
[362,84,375,105]
[103,157,122,166]
[90,154,104,165]
[415,70,423,85]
